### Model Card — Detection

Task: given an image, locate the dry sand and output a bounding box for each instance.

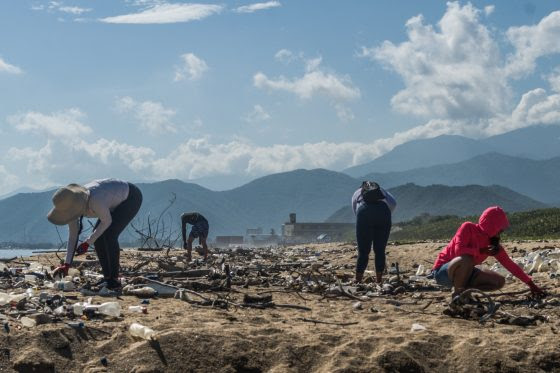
[1,240,559,373]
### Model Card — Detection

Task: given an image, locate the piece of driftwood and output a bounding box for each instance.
[296,317,358,326]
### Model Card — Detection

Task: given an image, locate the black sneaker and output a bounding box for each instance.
[106,279,122,290]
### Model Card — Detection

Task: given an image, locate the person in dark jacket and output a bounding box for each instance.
[352,181,396,284]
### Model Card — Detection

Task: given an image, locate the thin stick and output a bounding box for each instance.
[296,317,358,326]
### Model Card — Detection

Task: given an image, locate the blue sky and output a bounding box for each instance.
[1,0,560,194]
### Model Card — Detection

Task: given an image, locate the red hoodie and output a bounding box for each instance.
[432,206,531,284]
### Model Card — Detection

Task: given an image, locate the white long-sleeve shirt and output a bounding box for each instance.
[65,179,129,264]
[351,187,397,216]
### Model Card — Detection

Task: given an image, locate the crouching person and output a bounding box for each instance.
[47,178,143,290]
[432,206,545,298]
[181,212,209,262]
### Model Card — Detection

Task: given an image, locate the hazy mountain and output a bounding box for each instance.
[344,125,560,177]
[362,153,560,204]
[0,168,551,245]
[325,183,548,224]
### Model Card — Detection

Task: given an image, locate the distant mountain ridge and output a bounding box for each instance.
[362,153,560,204]
[344,125,560,176]
[0,169,549,244]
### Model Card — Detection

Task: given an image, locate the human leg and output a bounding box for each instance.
[447,255,475,296]
[469,268,505,291]
[355,208,373,282]
[103,184,142,284]
[371,204,391,284]
[200,236,208,259]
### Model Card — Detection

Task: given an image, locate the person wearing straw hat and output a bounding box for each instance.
[47,178,142,290]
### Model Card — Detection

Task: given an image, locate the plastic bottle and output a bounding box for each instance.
[0,293,10,306]
[415,265,425,276]
[97,302,121,317]
[72,303,84,316]
[128,305,147,314]
[126,287,158,297]
[129,323,156,340]
[54,280,75,291]
[21,317,36,328]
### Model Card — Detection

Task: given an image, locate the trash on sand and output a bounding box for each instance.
[410,323,426,332]
[129,322,156,340]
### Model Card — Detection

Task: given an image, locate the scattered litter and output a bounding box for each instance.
[410,323,426,332]
[129,322,156,340]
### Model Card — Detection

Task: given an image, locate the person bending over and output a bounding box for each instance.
[181,212,209,262]
[352,181,397,284]
[47,178,143,290]
[432,206,545,298]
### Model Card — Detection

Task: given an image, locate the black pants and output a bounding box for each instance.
[356,201,391,274]
[94,183,142,280]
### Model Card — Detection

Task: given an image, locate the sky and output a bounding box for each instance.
[1,0,560,194]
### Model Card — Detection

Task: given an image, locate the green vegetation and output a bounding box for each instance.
[389,208,560,241]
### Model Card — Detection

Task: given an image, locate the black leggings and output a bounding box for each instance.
[94,183,142,280]
[356,201,391,274]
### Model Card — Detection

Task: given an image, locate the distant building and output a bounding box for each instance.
[246,227,263,235]
[281,213,354,243]
[215,236,244,246]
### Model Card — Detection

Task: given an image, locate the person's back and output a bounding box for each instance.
[352,182,396,283]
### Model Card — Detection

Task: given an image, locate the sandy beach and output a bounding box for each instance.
[1,240,559,373]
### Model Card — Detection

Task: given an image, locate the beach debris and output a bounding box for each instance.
[410,323,426,332]
[353,301,363,310]
[129,322,156,340]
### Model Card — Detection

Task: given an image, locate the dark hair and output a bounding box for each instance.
[489,236,500,248]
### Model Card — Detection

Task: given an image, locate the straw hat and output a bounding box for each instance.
[47,184,89,225]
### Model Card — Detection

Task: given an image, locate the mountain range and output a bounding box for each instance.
[0,170,548,244]
[343,125,560,175]
[1,124,558,244]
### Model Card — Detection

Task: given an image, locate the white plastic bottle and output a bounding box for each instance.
[129,323,156,340]
[97,302,121,317]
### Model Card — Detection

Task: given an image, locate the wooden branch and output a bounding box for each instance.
[296,318,358,326]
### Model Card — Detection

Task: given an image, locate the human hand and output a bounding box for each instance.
[76,242,89,255]
[53,263,70,278]
[480,245,500,256]
[528,281,547,298]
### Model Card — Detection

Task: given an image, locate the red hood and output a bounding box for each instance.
[477,206,509,237]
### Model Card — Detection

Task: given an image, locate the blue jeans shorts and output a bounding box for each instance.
[189,220,209,239]
[433,262,480,288]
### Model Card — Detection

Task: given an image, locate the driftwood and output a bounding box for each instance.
[296,318,358,326]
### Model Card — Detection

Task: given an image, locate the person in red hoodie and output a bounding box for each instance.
[432,206,545,298]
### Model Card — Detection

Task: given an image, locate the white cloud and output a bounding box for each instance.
[58,6,92,15]
[0,165,19,195]
[254,58,360,101]
[8,108,92,138]
[234,1,281,14]
[116,96,177,134]
[244,105,271,123]
[0,57,23,74]
[100,3,223,24]
[484,5,494,16]
[274,49,295,64]
[505,11,560,78]
[547,67,560,93]
[361,2,508,120]
[334,104,354,123]
[174,53,208,81]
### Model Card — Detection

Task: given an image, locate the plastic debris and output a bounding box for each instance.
[129,322,156,340]
[410,323,426,332]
